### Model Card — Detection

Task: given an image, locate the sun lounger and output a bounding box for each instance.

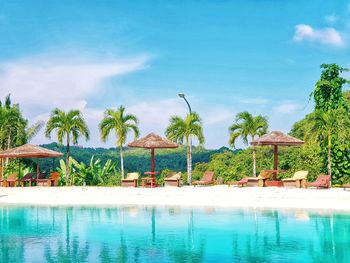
[164,172,182,187]
[18,173,35,186]
[282,170,308,188]
[307,175,331,189]
[1,173,18,187]
[48,172,60,186]
[245,170,273,187]
[192,171,215,186]
[343,184,350,190]
[227,178,248,187]
[35,173,51,186]
[121,172,139,187]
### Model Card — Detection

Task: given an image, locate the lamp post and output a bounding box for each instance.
[178,93,192,184]
[178,93,192,114]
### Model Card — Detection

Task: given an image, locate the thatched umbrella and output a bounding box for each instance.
[128,133,179,184]
[0,144,63,180]
[251,131,304,180]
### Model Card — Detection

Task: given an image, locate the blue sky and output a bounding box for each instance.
[1,0,350,148]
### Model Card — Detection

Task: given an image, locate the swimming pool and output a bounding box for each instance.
[0,206,349,262]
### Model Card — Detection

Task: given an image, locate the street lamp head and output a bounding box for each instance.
[178,92,185,98]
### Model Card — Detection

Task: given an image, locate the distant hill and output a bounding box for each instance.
[39,143,235,173]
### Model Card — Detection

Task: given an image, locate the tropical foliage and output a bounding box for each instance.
[306,109,350,177]
[99,106,139,179]
[0,95,43,151]
[45,109,90,185]
[291,64,350,184]
[40,142,223,176]
[165,112,204,184]
[229,111,268,176]
[56,156,120,186]
[193,144,323,183]
[0,95,43,177]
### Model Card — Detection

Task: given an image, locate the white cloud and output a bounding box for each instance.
[128,98,187,133]
[273,102,302,114]
[293,24,343,46]
[203,108,233,126]
[0,54,148,115]
[0,53,149,146]
[325,14,338,24]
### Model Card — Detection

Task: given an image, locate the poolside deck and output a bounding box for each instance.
[0,186,349,211]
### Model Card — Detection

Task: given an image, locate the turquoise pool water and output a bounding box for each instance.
[0,206,349,263]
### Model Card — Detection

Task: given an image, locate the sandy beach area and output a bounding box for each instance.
[0,186,349,211]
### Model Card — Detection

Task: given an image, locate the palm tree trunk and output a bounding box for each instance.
[0,158,3,180]
[5,131,11,167]
[66,135,70,186]
[253,146,257,177]
[328,136,332,178]
[120,144,124,179]
[187,137,192,185]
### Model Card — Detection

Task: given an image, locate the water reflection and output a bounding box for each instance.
[0,206,349,262]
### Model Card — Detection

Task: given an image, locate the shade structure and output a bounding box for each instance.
[251,131,304,180]
[128,133,179,186]
[0,144,63,182]
[0,144,63,159]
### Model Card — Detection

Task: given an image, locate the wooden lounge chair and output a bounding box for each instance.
[282,170,308,188]
[227,178,248,187]
[307,175,331,189]
[121,172,139,187]
[1,174,18,187]
[18,173,35,187]
[343,184,350,191]
[164,172,182,187]
[245,170,273,187]
[48,172,60,186]
[192,171,215,186]
[35,173,51,186]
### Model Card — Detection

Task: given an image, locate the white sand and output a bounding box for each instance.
[0,186,349,211]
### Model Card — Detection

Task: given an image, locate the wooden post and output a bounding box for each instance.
[273,145,278,180]
[0,158,3,181]
[36,161,40,181]
[151,148,155,173]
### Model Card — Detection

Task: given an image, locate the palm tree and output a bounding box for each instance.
[0,95,44,178]
[165,112,204,185]
[229,111,268,177]
[45,109,89,185]
[99,106,139,179]
[307,109,349,178]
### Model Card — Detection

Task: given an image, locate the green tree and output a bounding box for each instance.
[229,111,268,176]
[45,109,89,185]
[165,112,204,184]
[99,106,139,179]
[312,64,349,111]
[311,64,350,184]
[0,95,43,178]
[306,109,350,178]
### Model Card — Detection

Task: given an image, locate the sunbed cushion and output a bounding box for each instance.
[293,170,308,180]
[126,173,139,180]
[258,170,272,179]
[202,172,214,182]
[246,177,260,181]
[166,172,181,180]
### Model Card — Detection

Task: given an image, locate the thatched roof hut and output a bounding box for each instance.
[0,144,63,158]
[251,131,304,146]
[128,133,179,186]
[251,131,304,180]
[128,133,179,149]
